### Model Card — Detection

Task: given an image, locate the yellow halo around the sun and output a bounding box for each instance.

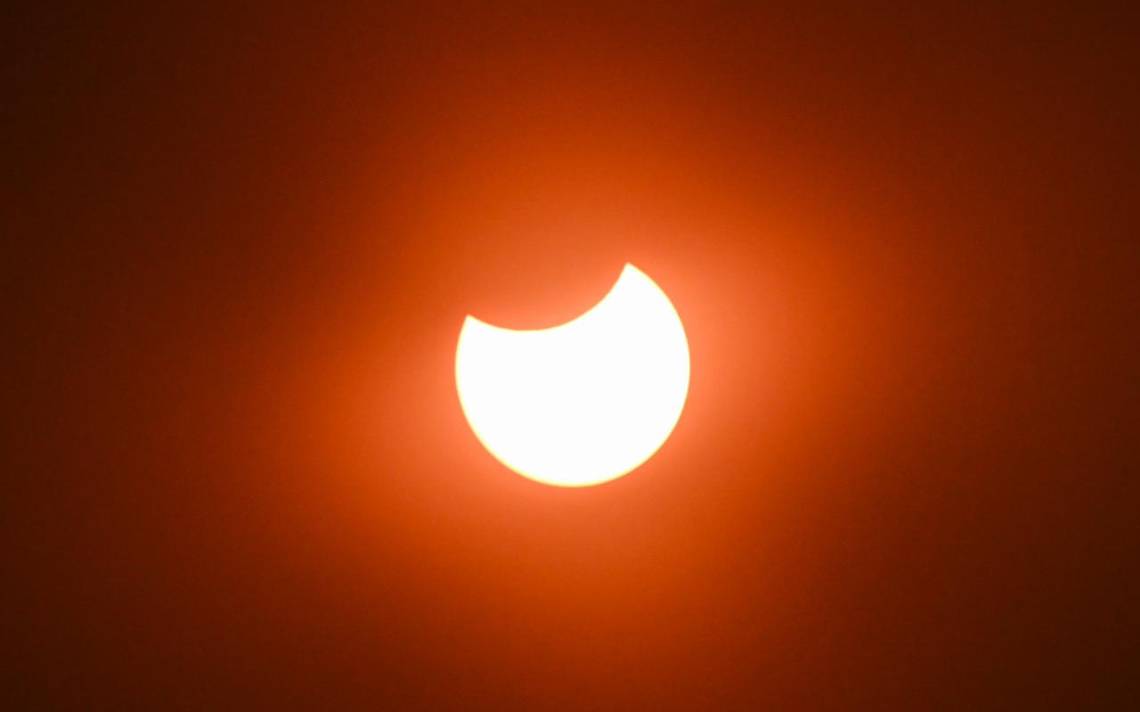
[455,263,690,487]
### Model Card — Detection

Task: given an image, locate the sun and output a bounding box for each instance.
[455,263,690,487]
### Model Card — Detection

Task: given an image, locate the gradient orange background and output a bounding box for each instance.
[9,3,1137,708]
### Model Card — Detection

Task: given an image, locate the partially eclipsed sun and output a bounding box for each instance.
[455,263,690,487]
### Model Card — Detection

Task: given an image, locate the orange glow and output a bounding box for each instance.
[455,263,690,487]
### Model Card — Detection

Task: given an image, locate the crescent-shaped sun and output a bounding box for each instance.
[455,263,690,487]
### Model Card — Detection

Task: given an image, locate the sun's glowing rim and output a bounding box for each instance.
[454,263,690,488]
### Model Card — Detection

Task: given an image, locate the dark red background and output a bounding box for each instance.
[8,3,1138,708]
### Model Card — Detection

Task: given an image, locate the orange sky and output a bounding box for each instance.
[8,3,1137,708]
